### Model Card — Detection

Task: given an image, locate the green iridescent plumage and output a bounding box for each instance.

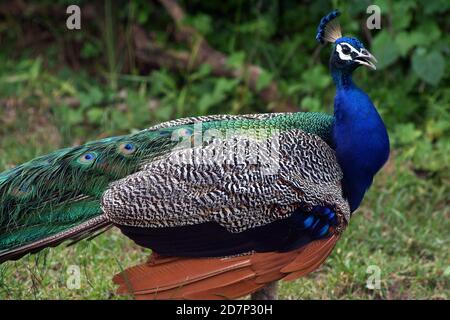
[0,112,333,261]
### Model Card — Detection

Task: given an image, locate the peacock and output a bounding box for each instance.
[0,10,389,299]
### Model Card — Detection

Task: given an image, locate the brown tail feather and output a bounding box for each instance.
[184,278,265,300]
[113,235,339,300]
[283,238,337,281]
[113,256,254,294]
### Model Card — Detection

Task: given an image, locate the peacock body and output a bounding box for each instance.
[0,10,389,299]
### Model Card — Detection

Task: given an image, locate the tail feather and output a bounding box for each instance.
[182,278,264,300]
[282,238,337,281]
[0,215,109,263]
[113,256,254,294]
[113,235,339,300]
[0,128,176,263]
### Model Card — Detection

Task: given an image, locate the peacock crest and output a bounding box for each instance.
[316,9,342,44]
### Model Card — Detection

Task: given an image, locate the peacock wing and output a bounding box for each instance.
[102,128,350,257]
[0,112,334,263]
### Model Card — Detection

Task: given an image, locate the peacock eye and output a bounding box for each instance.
[341,45,351,54]
[11,183,32,197]
[79,152,96,164]
[118,142,136,155]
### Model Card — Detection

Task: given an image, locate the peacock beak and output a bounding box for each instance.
[354,49,377,70]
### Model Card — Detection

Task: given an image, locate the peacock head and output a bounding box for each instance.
[316,10,377,73]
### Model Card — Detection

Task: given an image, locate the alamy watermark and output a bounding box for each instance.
[167,122,281,176]
[66,5,81,30]
[66,265,81,289]
[366,265,381,290]
[366,5,381,30]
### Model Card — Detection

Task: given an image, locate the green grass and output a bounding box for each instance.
[0,118,448,300]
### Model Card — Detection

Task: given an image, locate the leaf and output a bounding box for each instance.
[198,94,216,114]
[422,0,450,14]
[78,87,104,109]
[155,104,173,121]
[110,109,130,130]
[300,96,321,112]
[395,24,441,57]
[255,70,273,92]
[393,123,422,146]
[138,10,150,24]
[226,52,246,69]
[30,57,42,80]
[65,108,84,126]
[183,14,212,35]
[412,49,445,86]
[444,266,450,277]
[371,32,400,70]
[127,90,151,126]
[300,65,331,92]
[395,32,421,57]
[149,70,176,95]
[190,63,212,81]
[90,87,104,104]
[81,42,101,59]
[86,108,104,124]
[415,23,441,44]
[425,119,450,140]
[392,4,413,31]
[215,78,239,94]
[197,78,238,113]
[236,17,275,38]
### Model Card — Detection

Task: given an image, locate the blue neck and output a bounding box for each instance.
[331,68,355,90]
[331,67,390,212]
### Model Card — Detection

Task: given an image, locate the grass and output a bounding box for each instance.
[0,109,448,300]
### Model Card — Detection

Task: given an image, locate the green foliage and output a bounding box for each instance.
[412,49,445,86]
[372,32,399,70]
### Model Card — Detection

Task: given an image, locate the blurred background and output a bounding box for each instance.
[0,0,448,299]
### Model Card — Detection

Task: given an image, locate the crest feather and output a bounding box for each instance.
[316,10,342,44]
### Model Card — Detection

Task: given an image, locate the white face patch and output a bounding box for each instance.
[336,42,360,61]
